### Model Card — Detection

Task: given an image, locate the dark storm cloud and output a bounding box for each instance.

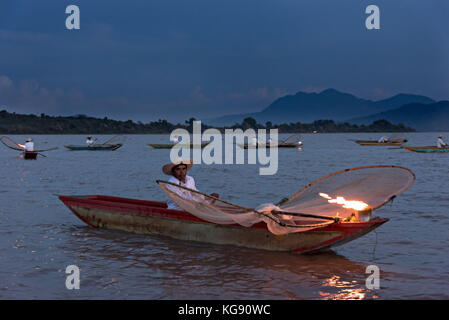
[0,0,447,122]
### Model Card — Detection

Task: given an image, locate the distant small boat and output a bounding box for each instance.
[402,146,449,153]
[147,142,210,149]
[237,134,303,149]
[64,144,122,151]
[355,140,407,146]
[354,133,408,146]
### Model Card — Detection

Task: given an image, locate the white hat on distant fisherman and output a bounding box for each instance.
[162,158,193,175]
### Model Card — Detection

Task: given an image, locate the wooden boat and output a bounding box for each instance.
[147,142,210,149]
[23,151,38,160]
[64,144,122,151]
[355,140,406,146]
[238,134,303,149]
[58,194,388,254]
[402,146,449,153]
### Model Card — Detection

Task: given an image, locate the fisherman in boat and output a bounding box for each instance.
[162,159,219,210]
[23,138,34,151]
[86,136,95,146]
[437,135,447,148]
[378,136,389,143]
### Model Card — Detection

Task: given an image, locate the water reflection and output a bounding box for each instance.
[319,275,373,300]
[60,225,384,299]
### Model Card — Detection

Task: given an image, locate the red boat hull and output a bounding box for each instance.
[58,195,388,254]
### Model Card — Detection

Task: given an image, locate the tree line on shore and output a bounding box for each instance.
[0,110,415,134]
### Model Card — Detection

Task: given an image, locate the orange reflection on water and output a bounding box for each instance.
[318,275,369,300]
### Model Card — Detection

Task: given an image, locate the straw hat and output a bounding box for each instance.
[162,158,193,175]
[438,135,443,138]
[26,138,33,142]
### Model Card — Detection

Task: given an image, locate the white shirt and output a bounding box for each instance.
[166,175,198,210]
[378,136,387,143]
[437,138,447,148]
[86,138,94,145]
[24,142,34,151]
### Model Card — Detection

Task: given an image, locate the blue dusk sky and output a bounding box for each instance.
[0,0,448,122]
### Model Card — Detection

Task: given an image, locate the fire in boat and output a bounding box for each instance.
[318,193,372,222]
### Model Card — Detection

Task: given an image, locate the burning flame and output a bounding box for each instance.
[319,193,369,211]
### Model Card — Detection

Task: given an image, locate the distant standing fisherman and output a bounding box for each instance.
[437,135,447,148]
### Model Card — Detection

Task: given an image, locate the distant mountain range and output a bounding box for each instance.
[349,101,449,131]
[207,88,440,129]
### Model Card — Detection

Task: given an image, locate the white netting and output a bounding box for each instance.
[1,136,24,151]
[159,181,333,235]
[388,133,407,142]
[279,166,415,219]
[102,135,125,145]
[281,134,302,145]
[158,166,415,235]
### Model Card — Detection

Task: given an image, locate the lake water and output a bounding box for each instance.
[0,132,448,299]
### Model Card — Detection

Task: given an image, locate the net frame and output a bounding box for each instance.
[157,180,336,231]
[1,136,24,151]
[388,133,407,142]
[101,135,125,145]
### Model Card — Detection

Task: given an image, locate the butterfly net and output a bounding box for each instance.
[388,133,407,142]
[279,166,415,220]
[101,135,126,145]
[158,166,415,235]
[1,136,24,151]
[158,181,334,235]
[281,134,302,145]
